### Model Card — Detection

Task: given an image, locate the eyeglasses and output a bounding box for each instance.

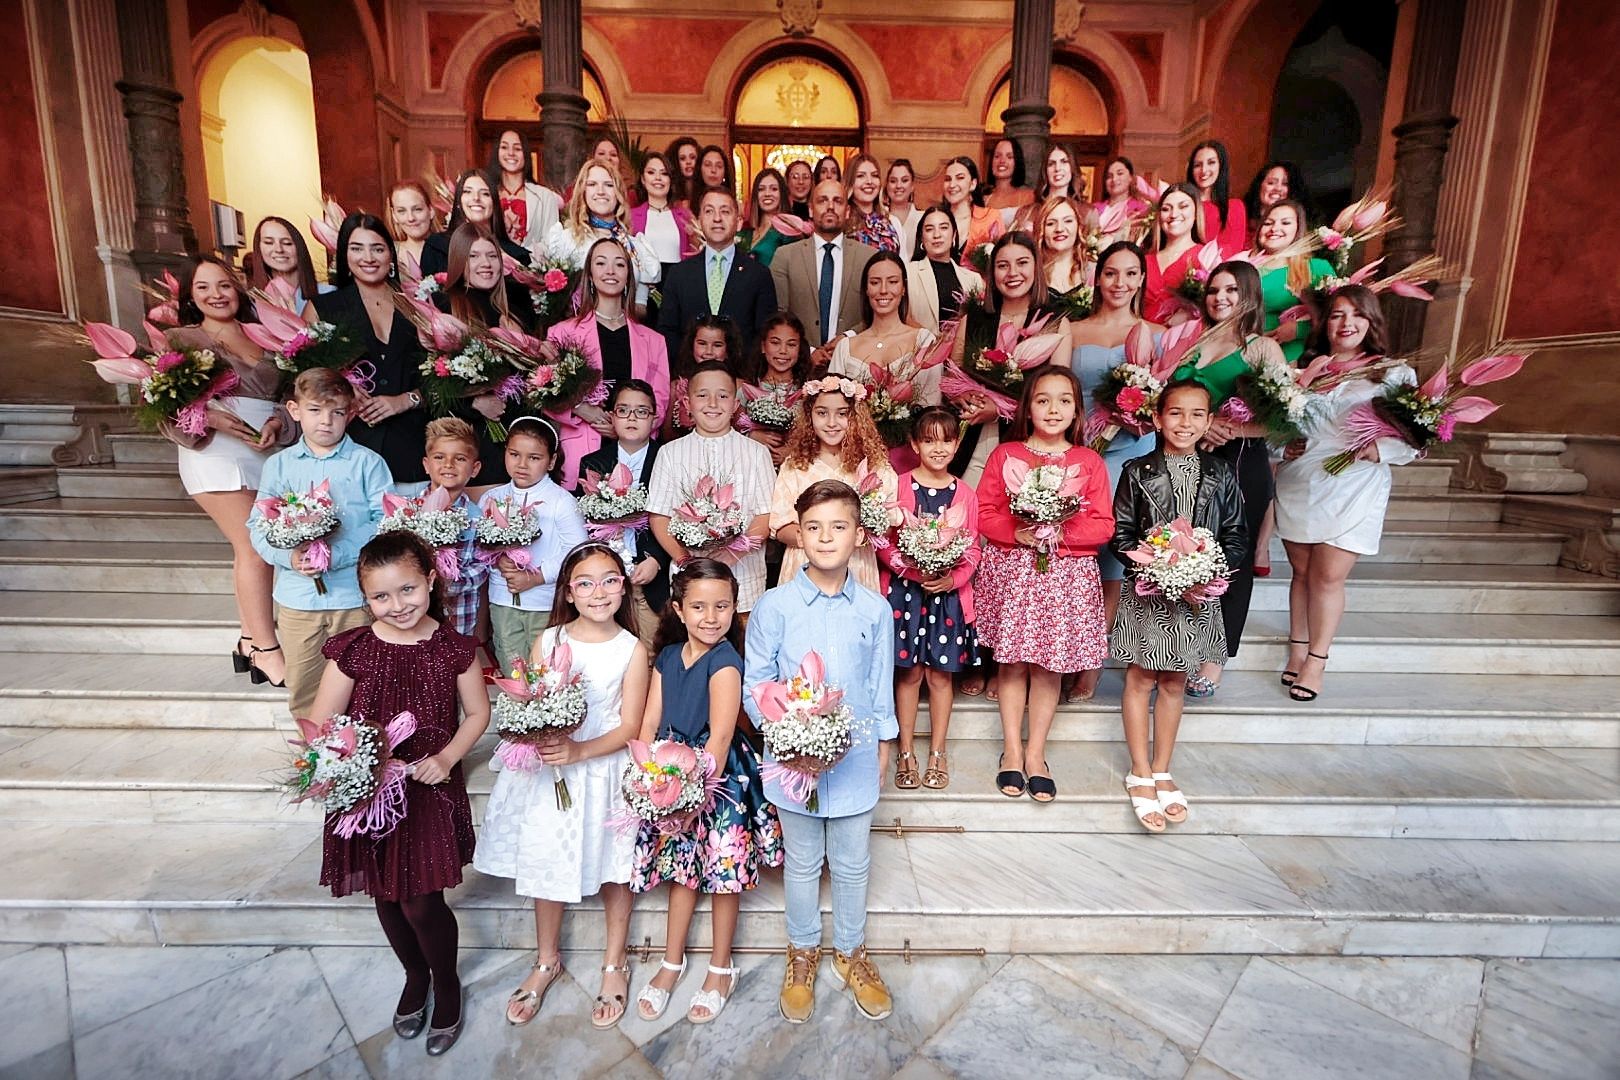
[613,406,655,419]
[570,574,626,596]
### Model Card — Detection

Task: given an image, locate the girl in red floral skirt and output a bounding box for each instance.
[974,367,1114,804]
[308,531,490,1056]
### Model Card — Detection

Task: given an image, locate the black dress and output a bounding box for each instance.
[312,286,428,483]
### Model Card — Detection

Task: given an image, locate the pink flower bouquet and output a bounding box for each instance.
[285,711,418,839]
[1003,455,1087,573]
[751,650,855,813]
[1124,517,1231,608]
[668,476,762,558]
[377,487,471,581]
[475,494,543,606]
[617,739,724,836]
[254,479,339,594]
[491,644,588,809]
[578,462,649,542]
[83,322,247,438]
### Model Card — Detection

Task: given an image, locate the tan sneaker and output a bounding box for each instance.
[831,945,893,1020]
[779,944,820,1024]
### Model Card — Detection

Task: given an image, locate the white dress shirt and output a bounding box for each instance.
[815,234,846,341]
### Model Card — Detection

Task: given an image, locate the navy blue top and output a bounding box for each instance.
[654,639,743,745]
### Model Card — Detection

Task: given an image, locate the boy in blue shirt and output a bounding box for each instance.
[744,478,897,1025]
[249,368,391,716]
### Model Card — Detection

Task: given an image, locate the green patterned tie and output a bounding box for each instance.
[707,252,725,313]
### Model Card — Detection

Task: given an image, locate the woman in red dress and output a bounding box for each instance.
[1186,140,1247,255]
[1143,182,1205,325]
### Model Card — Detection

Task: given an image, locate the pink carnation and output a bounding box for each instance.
[1320,229,1347,249]
[543,269,569,292]
[1116,386,1147,414]
[1436,414,1457,441]
[433,357,450,378]
[155,351,186,373]
[530,364,556,387]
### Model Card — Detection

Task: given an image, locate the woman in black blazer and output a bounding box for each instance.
[418,168,532,277]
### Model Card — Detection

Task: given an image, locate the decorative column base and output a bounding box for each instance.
[1001,102,1055,189]
[115,76,195,276]
[538,90,589,194]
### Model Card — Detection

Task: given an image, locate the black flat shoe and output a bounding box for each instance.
[425,992,463,1056]
[393,996,429,1040]
[995,754,1026,798]
[1027,775,1057,803]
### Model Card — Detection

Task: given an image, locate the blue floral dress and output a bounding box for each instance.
[631,640,783,893]
[887,480,979,672]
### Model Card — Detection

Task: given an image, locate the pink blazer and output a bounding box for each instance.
[629,203,699,261]
[545,314,671,488]
[878,471,983,623]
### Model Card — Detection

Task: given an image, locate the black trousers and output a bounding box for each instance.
[1215,436,1273,657]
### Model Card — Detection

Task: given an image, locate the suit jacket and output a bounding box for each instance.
[771,234,878,346]
[905,258,985,334]
[656,245,778,360]
[577,438,672,610]
[545,314,671,489]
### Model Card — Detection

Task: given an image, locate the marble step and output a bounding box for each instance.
[3,656,1613,749]
[56,465,185,501]
[107,433,177,465]
[1385,493,1502,522]
[0,541,233,593]
[1354,523,1565,566]
[0,440,67,468]
[0,499,220,543]
[0,403,78,426]
[4,727,1611,841]
[2,821,1615,957]
[0,467,56,506]
[1390,459,1458,490]
[1249,564,1620,615]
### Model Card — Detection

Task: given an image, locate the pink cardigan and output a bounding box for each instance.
[544,314,671,488]
[629,203,699,261]
[878,471,983,623]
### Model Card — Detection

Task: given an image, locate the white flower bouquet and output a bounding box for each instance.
[1003,457,1087,573]
[254,479,340,594]
[284,711,419,838]
[668,475,760,557]
[895,503,974,579]
[475,494,543,606]
[751,650,855,813]
[491,642,589,809]
[1123,517,1231,607]
[376,487,471,580]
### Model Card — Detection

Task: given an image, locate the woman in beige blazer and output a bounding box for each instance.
[905,205,986,334]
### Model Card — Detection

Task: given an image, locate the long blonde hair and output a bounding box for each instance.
[563,160,630,240]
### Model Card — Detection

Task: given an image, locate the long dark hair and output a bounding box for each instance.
[357,531,448,625]
[1244,160,1310,224]
[984,137,1028,193]
[1008,365,1084,445]
[442,221,515,329]
[665,136,700,201]
[692,145,735,209]
[858,250,910,326]
[635,151,674,205]
[946,156,985,208]
[1035,142,1082,202]
[746,167,787,232]
[246,216,321,299]
[1186,140,1233,229]
[743,312,812,383]
[178,255,259,324]
[985,231,1048,312]
[652,557,743,657]
[675,313,741,379]
[330,212,398,291]
[912,204,961,263]
[1202,260,1265,338]
[445,168,516,248]
[1093,240,1148,317]
[545,542,640,639]
[1307,283,1388,357]
[487,128,535,184]
[506,415,565,485]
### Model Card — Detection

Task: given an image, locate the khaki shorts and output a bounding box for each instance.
[275,604,371,718]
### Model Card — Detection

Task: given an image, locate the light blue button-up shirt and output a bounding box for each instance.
[248,435,392,610]
[744,566,897,819]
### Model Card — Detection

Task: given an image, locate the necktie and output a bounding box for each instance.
[818,242,836,344]
[707,252,725,314]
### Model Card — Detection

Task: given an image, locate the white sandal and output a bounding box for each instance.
[1126,773,1167,833]
[1153,772,1189,824]
[686,963,739,1025]
[635,958,686,1021]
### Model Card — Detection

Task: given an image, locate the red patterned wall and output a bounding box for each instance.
[0,0,63,313]
[1503,0,1620,340]
[584,17,752,95]
[847,24,1006,102]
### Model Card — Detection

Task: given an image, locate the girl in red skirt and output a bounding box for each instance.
[308,531,490,1056]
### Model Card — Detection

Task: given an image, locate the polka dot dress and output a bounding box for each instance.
[887,480,980,672]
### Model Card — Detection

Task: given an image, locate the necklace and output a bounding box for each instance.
[596,311,627,330]
[501,178,524,198]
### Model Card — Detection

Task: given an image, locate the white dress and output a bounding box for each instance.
[176,397,278,494]
[474,624,638,902]
[1274,365,1421,556]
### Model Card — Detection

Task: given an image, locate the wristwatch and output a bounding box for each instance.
[406,390,422,409]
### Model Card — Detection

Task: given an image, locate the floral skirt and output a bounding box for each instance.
[631,741,783,894]
[974,544,1108,672]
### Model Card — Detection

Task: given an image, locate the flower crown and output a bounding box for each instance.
[800,375,868,402]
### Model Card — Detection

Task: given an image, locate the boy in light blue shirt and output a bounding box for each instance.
[249,368,391,716]
[744,478,897,1026]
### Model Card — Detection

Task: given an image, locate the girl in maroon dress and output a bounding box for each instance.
[308,532,490,1056]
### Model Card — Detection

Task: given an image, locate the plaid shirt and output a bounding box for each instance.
[443,492,487,637]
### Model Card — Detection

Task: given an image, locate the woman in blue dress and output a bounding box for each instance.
[1067,240,1165,700]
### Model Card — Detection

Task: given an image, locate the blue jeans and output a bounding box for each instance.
[778,806,874,953]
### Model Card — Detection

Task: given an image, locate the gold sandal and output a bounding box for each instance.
[922,750,950,789]
[506,958,564,1026]
[894,750,921,789]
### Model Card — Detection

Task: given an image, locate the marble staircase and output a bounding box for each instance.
[1,437,1619,960]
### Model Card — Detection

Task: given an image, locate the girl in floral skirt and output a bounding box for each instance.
[632,559,782,1024]
[975,367,1114,803]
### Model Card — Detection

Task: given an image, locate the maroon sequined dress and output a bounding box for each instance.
[319,623,479,900]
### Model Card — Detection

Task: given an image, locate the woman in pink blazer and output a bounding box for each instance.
[545,236,671,488]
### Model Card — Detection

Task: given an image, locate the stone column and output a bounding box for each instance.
[1000,0,1056,180]
[113,0,195,277]
[1384,0,1467,352]
[538,0,590,191]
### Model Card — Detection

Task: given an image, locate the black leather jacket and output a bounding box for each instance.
[1110,449,1249,572]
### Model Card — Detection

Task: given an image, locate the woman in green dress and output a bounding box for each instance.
[1253,199,1335,364]
[737,168,804,268]
[1171,261,1289,695]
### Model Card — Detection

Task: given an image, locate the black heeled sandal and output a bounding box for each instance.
[248,644,286,688]
[1288,652,1328,702]
[231,636,252,675]
[1280,639,1309,687]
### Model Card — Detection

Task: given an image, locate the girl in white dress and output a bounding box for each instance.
[1274,286,1419,701]
[476,542,650,1029]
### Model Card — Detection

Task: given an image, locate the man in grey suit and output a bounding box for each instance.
[770,179,878,366]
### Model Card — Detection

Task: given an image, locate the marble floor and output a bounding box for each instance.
[3,944,1616,1079]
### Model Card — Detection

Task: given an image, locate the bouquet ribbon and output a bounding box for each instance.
[763,761,819,807]
[175,369,242,438]
[434,546,461,582]
[342,360,377,396]
[330,712,418,839]
[305,539,332,595]
[584,514,649,542]
[495,737,543,772]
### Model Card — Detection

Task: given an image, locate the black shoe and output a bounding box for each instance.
[231,636,252,675]
[1027,775,1057,803]
[425,992,463,1056]
[248,644,286,688]
[995,754,1026,798]
[393,995,430,1040]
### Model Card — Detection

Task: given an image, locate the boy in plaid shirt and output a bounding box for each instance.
[417,417,488,638]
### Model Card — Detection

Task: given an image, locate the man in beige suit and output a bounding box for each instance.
[771,179,878,365]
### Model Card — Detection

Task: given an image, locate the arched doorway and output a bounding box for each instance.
[197,36,324,265]
[985,60,1114,200]
[474,46,609,184]
[729,52,864,198]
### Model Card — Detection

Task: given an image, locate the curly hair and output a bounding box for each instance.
[782,388,890,473]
